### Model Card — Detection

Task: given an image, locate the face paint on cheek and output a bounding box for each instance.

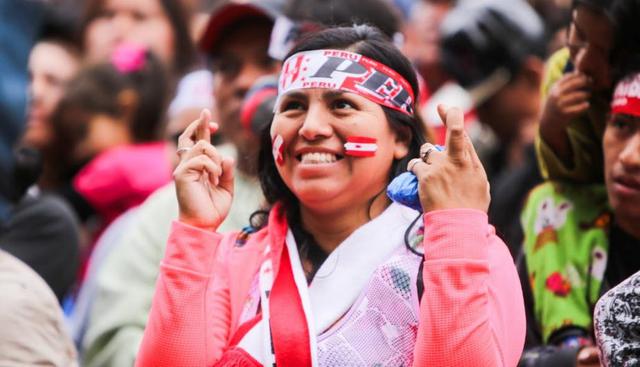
[344,136,378,157]
[272,134,285,165]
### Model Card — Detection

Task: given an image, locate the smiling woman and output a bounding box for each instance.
[136,25,526,367]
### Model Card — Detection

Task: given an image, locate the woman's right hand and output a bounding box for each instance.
[173,109,235,231]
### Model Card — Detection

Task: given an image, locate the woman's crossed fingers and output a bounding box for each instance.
[174,109,235,230]
[408,105,490,213]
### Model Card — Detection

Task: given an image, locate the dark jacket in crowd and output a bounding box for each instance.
[0,192,80,302]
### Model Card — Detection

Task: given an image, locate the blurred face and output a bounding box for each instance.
[271,89,409,213]
[73,114,131,161]
[567,6,614,91]
[603,114,640,237]
[477,60,543,143]
[84,0,175,66]
[24,42,80,150]
[210,20,280,150]
[402,2,451,91]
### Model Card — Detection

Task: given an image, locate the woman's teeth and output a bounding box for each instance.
[300,152,337,164]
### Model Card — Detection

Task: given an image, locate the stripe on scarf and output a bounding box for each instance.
[270,244,312,367]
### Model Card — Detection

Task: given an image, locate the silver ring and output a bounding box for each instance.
[176,147,191,156]
[421,147,436,164]
[408,158,421,172]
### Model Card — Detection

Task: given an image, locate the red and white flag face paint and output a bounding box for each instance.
[344,136,377,157]
[272,134,285,165]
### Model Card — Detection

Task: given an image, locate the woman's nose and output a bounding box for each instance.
[298,105,333,141]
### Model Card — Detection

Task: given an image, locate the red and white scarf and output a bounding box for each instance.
[231,203,418,366]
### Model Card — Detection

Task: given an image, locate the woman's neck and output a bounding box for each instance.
[299,191,390,254]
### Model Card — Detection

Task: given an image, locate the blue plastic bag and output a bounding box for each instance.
[387,145,444,212]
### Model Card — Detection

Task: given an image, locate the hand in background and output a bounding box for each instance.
[539,72,592,165]
[577,346,602,367]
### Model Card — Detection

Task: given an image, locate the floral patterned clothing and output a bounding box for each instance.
[521,182,611,343]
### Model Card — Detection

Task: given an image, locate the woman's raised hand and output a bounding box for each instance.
[173,109,234,230]
[408,105,490,213]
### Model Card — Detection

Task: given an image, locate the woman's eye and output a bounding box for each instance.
[97,9,116,19]
[333,100,354,110]
[132,10,146,21]
[281,100,305,111]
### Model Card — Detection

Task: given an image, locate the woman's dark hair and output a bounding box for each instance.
[254,25,427,277]
[37,3,82,53]
[79,0,195,76]
[50,50,170,180]
[610,0,640,82]
[284,0,401,40]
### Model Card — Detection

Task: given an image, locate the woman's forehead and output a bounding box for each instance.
[280,89,368,101]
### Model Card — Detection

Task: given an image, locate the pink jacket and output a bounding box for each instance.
[74,142,172,227]
[137,209,526,366]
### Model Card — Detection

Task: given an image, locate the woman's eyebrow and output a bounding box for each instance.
[281,91,308,101]
[323,90,347,99]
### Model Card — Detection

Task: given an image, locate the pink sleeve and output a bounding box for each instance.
[413,209,526,367]
[136,221,234,367]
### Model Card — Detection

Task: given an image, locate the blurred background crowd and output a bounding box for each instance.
[0,0,638,365]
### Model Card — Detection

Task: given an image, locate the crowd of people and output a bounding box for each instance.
[0,0,638,365]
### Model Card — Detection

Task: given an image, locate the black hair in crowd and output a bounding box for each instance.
[284,0,402,40]
[50,50,170,180]
[37,4,82,53]
[253,25,427,277]
[610,0,640,82]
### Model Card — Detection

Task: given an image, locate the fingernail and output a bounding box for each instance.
[577,348,591,361]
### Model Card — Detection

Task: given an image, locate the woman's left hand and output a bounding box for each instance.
[408,105,490,213]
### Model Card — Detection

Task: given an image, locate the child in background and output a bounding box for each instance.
[50,44,173,235]
[536,0,615,183]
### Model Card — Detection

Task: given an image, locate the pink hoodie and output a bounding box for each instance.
[137,209,525,366]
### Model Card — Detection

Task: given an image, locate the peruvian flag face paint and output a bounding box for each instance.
[344,136,378,157]
[272,134,285,165]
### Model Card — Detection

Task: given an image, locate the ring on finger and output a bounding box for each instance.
[421,146,437,164]
[176,147,192,156]
[408,158,422,172]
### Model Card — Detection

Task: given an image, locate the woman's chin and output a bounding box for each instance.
[293,184,344,209]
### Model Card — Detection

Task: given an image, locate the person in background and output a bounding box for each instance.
[80,1,281,365]
[49,45,173,233]
[402,0,454,98]
[536,0,615,184]
[0,0,47,203]
[519,69,640,367]
[20,5,82,190]
[588,1,640,365]
[79,0,203,146]
[0,249,77,366]
[0,146,80,303]
[439,0,547,255]
[79,0,196,79]
[519,1,640,363]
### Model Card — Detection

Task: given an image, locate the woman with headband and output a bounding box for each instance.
[136,25,525,366]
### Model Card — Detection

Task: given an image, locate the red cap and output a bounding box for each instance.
[199,0,284,55]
